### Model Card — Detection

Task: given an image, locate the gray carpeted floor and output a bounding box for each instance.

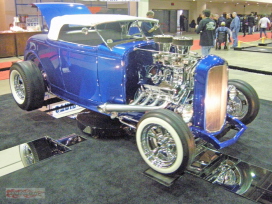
[0,93,271,204]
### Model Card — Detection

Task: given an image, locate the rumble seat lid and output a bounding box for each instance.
[34,3,91,28]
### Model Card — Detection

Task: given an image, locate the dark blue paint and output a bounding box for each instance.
[191,114,247,149]
[25,33,156,110]
[192,55,225,129]
[34,3,91,28]
[23,4,248,150]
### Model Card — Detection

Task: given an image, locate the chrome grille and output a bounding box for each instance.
[205,65,228,132]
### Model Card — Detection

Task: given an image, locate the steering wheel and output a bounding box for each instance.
[130,33,143,38]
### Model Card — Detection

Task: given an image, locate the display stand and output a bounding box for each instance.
[143,168,182,187]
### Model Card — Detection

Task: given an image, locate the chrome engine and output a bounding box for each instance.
[98,35,199,125]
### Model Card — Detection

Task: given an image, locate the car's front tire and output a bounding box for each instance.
[9,61,45,111]
[136,109,195,175]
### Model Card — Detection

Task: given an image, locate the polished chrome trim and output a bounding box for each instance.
[205,65,228,132]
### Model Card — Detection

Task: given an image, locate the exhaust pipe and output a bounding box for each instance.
[130,92,146,105]
[97,101,168,113]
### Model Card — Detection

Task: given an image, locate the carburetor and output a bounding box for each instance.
[152,35,194,66]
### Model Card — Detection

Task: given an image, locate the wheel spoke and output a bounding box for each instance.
[14,75,25,99]
[14,74,25,100]
[228,92,248,119]
[141,124,177,168]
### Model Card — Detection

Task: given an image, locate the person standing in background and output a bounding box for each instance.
[197,14,202,25]
[225,13,232,28]
[247,13,255,34]
[179,14,186,32]
[230,12,240,48]
[218,14,226,26]
[259,15,271,38]
[212,13,219,28]
[195,9,216,56]
[241,16,248,37]
[141,11,159,37]
[254,15,260,32]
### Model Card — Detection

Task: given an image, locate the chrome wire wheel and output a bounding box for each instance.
[19,143,37,167]
[213,160,252,195]
[136,109,195,175]
[227,85,249,120]
[141,123,178,169]
[9,61,45,111]
[10,70,25,104]
[227,79,260,125]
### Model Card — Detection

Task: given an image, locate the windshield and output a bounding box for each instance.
[95,20,163,48]
[58,20,162,48]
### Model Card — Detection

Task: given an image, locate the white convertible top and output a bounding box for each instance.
[48,14,159,40]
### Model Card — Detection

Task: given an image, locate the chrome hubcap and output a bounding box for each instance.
[141,124,177,168]
[227,87,248,119]
[21,144,35,165]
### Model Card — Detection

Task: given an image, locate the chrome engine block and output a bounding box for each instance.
[98,35,199,125]
[137,35,198,123]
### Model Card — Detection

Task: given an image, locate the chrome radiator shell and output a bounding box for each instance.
[205,64,228,132]
[192,55,228,133]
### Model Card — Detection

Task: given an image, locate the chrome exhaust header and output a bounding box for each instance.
[97,101,168,113]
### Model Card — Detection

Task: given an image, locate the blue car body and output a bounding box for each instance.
[20,3,249,150]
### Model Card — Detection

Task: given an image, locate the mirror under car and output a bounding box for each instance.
[144,144,272,203]
[0,134,85,177]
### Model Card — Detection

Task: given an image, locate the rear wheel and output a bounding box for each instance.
[19,143,39,167]
[136,109,195,175]
[9,61,45,111]
[227,79,260,125]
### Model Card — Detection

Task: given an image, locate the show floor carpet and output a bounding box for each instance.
[0,94,271,204]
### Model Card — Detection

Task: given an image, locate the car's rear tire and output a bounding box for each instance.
[227,79,260,125]
[9,61,45,111]
[136,109,195,175]
[19,143,39,167]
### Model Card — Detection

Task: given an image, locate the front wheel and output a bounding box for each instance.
[136,109,195,175]
[227,79,260,125]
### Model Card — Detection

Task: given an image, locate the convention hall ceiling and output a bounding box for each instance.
[82,0,272,7]
[184,0,272,6]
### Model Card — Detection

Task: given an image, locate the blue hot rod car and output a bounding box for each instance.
[9,3,259,175]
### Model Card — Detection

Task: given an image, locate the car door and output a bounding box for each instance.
[57,26,102,105]
[59,43,100,105]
